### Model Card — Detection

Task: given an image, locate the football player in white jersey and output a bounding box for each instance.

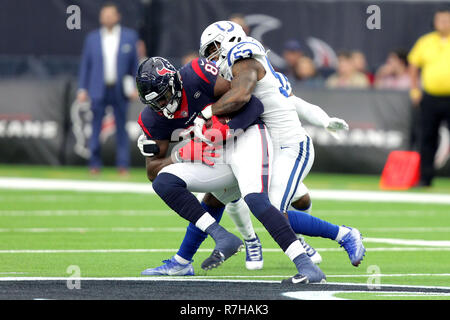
[192,22,365,282]
[223,72,353,265]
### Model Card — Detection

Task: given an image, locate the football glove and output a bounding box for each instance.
[204,116,232,144]
[325,117,349,140]
[175,139,221,166]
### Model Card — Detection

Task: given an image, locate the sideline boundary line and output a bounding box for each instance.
[0,247,449,254]
[1,177,450,204]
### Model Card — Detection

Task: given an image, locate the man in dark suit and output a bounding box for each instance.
[77,2,139,175]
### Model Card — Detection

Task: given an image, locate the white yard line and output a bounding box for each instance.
[1,177,450,204]
[0,209,443,218]
[0,226,449,246]
[364,227,450,233]
[1,225,450,235]
[364,237,450,247]
[310,189,450,204]
[0,247,449,254]
[0,177,155,194]
[0,227,189,233]
[0,210,171,216]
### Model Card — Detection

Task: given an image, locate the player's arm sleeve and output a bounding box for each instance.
[227,95,264,131]
[289,95,330,128]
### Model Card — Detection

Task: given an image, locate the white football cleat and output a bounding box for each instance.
[245,235,263,270]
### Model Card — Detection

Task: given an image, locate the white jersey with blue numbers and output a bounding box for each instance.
[220,36,307,146]
[276,71,292,96]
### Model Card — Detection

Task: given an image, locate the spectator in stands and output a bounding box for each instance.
[282,39,304,79]
[77,2,139,176]
[375,49,411,90]
[408,7,450,187]
[181,51,199,66]
[325,51,370,89]
[293,56,324,88]
[229,13,250,35]
[351,50,374,86]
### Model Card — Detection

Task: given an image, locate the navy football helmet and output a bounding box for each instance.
[136,57,183,119]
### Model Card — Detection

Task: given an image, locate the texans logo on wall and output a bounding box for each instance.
[70,100,142,160]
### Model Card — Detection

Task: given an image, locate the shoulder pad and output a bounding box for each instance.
[226,40,266,67]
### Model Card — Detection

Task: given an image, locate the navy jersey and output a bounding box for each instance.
[138,58,219,140]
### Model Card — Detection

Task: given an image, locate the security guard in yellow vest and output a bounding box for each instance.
[408,7,450,187]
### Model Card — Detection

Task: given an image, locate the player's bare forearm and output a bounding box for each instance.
[145,157,174,182]
[212,59,259,115]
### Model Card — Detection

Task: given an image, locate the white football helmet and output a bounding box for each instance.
[215,32,247,79]
[199,21,246,61]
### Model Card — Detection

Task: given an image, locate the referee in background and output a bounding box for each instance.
[408,7,450,187]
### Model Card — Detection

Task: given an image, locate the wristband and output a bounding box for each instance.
[143,142,160,156]
[201,104,213,119]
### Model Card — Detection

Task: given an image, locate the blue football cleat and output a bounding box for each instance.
[245,235,263,270]
[141,256,194,276]
[338,226,366,267]
[298,235,322,265]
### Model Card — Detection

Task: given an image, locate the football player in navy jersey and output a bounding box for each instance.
[137,56,268,275]
[136,55,326,283]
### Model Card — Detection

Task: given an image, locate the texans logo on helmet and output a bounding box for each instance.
[156,67,176,76]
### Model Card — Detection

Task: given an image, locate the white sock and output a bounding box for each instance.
[226,198,256,241]
[335,226,351,242]
[195,212,216,232]
[284,240,306,261]
[174,254,190,265]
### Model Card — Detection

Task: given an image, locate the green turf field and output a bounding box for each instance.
[0,165,449,300]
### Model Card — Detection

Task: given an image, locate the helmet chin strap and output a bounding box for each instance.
[217,54,228,78]
[163,108,174,119]
[162,92,181,119]
[162,74,182,119]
